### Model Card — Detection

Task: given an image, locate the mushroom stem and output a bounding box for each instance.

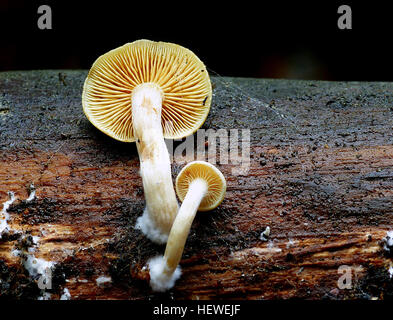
[132,82,179,243]
[163,178,208,276]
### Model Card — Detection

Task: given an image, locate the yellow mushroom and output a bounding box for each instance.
[148,161,226,291]
[82,40,212,243]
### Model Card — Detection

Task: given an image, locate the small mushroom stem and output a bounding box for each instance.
[162,178,208,276]
[132,82,179,243]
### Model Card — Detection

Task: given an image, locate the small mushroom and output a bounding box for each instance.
[148,161,226,291]
[82,40,212,243]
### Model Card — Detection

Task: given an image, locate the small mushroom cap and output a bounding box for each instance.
[82,39,212,142]
[176,161,226,212]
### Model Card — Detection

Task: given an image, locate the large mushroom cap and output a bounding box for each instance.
[82,39,212,142]
[176,161,226,211]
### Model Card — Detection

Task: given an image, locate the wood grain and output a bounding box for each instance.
[0,70,392,299]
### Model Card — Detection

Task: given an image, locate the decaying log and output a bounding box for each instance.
[0,70,392,300]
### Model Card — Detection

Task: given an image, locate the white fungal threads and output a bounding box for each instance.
[1,187,58,299]
[0,187,37,238]
[0,191,16,238]
[26,184,36,202]
[267,240,282,253]
[20,235,55,288]
[383,231,393,253]
[135,207,169,244]
[389,265,393,279]
[96,275,112,287]
[286,238,296,248]
[148,255,181,292]
[259,226,270,241]
[60,288,71,300]
[1,188,55,292]
[23,254,54,281]
[38,292,52,300]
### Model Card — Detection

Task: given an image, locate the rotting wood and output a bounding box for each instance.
[0,70,392,300]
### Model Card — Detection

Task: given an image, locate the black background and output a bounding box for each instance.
[1,0,392,81]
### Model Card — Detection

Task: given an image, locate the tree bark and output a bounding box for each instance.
[0,70,392,300]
